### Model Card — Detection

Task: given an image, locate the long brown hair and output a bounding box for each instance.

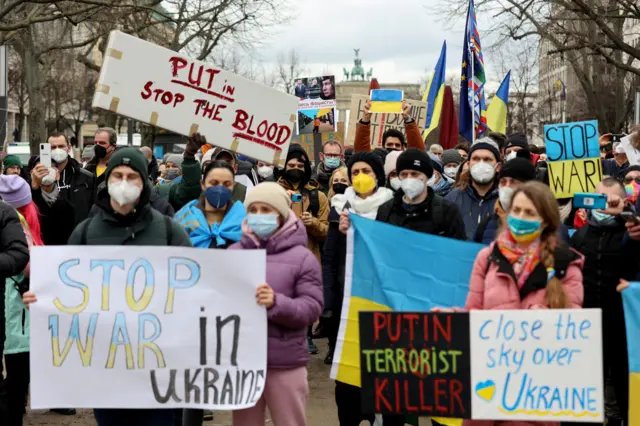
[509,181,568,309]
[454,160,470,189]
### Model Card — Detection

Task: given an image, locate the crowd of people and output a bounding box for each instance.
[0,100,638,426]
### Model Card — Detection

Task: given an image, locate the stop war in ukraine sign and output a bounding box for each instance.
[92,31,299,166]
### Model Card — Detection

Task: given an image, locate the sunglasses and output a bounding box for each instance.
[624,177,640,184]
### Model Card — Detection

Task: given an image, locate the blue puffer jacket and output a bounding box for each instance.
[445,185,499,240]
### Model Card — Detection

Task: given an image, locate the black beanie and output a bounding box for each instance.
[396,148,434,179]
[499,157,536,182]
[622,165,640,179]
[347,151,386,187]
[106,148,149,182]
[505,133,528,151]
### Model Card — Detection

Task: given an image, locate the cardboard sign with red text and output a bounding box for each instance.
[92,31,298,165]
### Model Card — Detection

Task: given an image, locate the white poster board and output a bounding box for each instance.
[92,31,298,165]
[470,309,603,422]
[622,135,640,166]
[30,246,267,410]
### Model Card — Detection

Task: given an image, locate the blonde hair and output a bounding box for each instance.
[509,181,568,309]
[328,167,349,198]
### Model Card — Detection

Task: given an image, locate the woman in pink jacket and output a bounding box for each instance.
[466,181,584,312]
[459,181,584,426]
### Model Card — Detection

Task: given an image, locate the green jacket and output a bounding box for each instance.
[4,273,29,355]
[70,202,192,247]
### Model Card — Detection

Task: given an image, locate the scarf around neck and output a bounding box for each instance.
[331,186,394,219]
[496,228,541,289]
[174,200,245,248]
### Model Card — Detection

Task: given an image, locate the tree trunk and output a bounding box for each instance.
[23,45,46,155]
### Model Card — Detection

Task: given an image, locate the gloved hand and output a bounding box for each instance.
[184,132,207,159]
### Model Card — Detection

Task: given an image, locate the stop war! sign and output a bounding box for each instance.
[92,31,299,165]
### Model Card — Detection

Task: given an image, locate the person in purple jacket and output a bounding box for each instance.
[230,182,323,426]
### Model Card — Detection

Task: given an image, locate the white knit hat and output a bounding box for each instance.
[384,150,402,176]
[244,182,292,220]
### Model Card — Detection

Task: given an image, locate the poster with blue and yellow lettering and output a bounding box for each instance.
[469,310,604,422]
[29,246,267,410]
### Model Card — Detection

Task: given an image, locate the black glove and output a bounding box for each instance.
[184,133,207,159]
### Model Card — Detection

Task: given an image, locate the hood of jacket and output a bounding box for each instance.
[277,177,321,193]
[283,144,312,187]
[238,209,308,254]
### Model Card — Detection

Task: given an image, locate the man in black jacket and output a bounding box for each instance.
[84,127,118,186]
[31,132,96,228]
[0,201,30,421]
[375,148,467,239]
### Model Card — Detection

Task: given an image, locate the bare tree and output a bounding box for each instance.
[276,48,307,94]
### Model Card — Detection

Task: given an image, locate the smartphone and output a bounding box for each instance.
[573,192,607,210]
[291,193,303,203]
[621,211,640,225]
[39,143,51,168]
[611,134,623,143]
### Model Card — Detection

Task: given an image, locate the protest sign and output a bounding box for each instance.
[544,120,602,198]
[621,283,640,426]
[92,31,298,165]
[621,135,640,166]
[295,75,336,135]
[547,158,602,199]
[345,94,427,147]
[30,246,267,410]
[470,309,603,422]
[359,312,471,417]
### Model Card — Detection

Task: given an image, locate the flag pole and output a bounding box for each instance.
[470,41,475,145]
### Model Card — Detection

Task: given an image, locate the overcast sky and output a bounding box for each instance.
[258,0,505,90]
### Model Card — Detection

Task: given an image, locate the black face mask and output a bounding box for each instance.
[285,169,305,184]
[94,144,108,159]
[332,183,348,195]
[386,147,401,153]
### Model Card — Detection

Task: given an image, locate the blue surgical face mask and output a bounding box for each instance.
[247,214,280,238]
[205,185,232,209]
[507,215,543,243]
[324,157,341,169]
[591,210,617,226]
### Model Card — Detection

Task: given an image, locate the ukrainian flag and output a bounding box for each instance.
[622,283,640,426]
[485,71,510,134]
[370,89,403,113]
[423,41,447,139]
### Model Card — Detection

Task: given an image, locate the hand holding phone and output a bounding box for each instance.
[620,211,640,225]
[291,193,303,203]
[573,192,607,210]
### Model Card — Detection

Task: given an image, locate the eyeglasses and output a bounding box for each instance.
[324,153,342,159]
[624,177,640,184]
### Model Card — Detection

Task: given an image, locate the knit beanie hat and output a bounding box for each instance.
[165,154,184,168]
[505,133,528,151]
[396,148,434,179]
[3,155,21,170]
[105,148,149,182]
[347,151,386,187]
[499,157,536,182]
[0,175,31,208]
[441,149,463,166]
[384,150,402,176]
[244,182,291,220]
[469,137,501,162]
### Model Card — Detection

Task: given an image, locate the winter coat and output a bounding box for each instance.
[32,189,77,245]
[4,272,29,354]
[375,189,467,240]
[602,158,629,179]
[174,199,245,249]
[354,118,425,152]
[445,185,499,240]
[277,178,329,261]
[230,212,323,369]
[465,243,584,311]
[84,156,108,187]
[156,157,203,211]
[47,158,96,227]
[0,202,29,358]
[322,207,347,315]
[69,183,191,247]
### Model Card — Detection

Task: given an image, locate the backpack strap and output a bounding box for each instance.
[79,217,93,245]
[302,188,320,217]
[430,194,445,232]
[474,215,492,243]
[164,215,173,246]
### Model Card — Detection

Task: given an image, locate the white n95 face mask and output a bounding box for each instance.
[51,148,69,163]
[400,178,425,200]
[499,186,516,210]
[108,180,142,206]
[470,162,496,184]
[390,177,401,191]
